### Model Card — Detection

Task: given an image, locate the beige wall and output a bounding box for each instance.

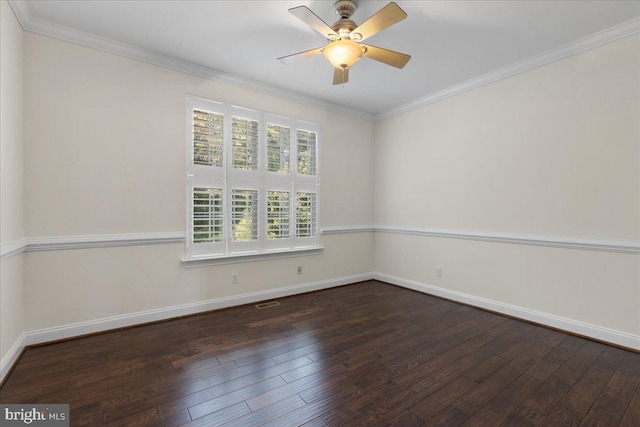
[24,34,375,236]
[24,234,373,331]
[1,1,24,243]
[375,35,640,336]
[0,0,25,367]
[22,33,375,332]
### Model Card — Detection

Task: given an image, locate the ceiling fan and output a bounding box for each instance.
[278,0,411,85]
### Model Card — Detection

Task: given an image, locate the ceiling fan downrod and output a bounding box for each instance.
[331,0,361,41]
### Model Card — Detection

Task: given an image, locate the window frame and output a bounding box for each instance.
[185,95,320,261]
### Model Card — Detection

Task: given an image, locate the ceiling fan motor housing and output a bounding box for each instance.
[332,19,358,39]
[332,1,360,40]
[334,0,357,19]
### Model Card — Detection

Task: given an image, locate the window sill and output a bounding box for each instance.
[182,246,324,268]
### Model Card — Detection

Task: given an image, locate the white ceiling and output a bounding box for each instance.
[12,0,640,117]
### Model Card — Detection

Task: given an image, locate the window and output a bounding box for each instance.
[186,96,320,259]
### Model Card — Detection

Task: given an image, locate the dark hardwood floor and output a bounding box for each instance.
[1,281,638,426]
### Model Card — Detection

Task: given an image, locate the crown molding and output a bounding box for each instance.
[6,1,374,122]
[6,0,30,28]
[375,17,640,121]
[6,2,640,121]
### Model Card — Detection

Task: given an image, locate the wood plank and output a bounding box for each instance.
[569,345,625,404]
[185,376,286,420]
[222,394,306,426]
[182,401,250,427]
[542,394,592,427]
[425,405,470,426]
[620,390,640,427]
[580,415,614,427]
[585,393,628,426]
[300,417,328,427]
[477,373,542,423]
[102,407,158,427]
[507,375,573,425]
[155,357,307,419]
[410,375,479,421]
[603,352,640,402]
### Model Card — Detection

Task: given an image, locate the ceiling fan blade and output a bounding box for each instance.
[289,6,339,40]
[351,2,407,42]
[362,44,411,68]
[277,47,324,64]
[333,67,349,85]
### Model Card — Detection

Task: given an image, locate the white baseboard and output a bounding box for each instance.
[0,273,371,383]
[0,333,26,383]
[20,273,373,348]
[374,272,640,351]
[3,271,637,384]
[0,273,371,382]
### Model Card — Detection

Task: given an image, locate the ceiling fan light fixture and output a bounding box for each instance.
[323,39,363,69]
[279,1,410,84]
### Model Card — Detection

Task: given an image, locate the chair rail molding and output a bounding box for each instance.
[321,226,375,235]
[0,239,28,261]
[0,233,185,259]
[3,228,637,257]
[375,226,640,254]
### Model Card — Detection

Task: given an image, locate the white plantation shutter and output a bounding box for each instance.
[193,110,223,167]
[193,187,223,243]
[232,116,259,170]
[293,122,319,246]
[266,124,290,174]
[296,192,317,238]
[227,107,260,253]
[267,191,290,239]
[296,129,317,176]
[188,98,225,182]
[231,189,258,241]
[263,114,294,250]
[187,97,226,258]
[186,96,319,259]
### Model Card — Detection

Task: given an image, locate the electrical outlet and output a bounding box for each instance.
[436,267,442,277]
[232,273,238,284]
[297,266,303,275]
